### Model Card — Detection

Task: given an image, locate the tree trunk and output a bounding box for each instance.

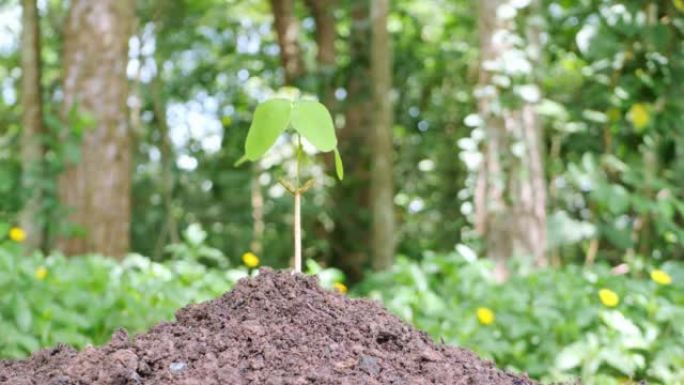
[151,70,180,259]
[304,0,336,107]
[330,1,372,282]
[270,0,305,85]
[267,0,307,262]
[475,0,546,280]
[57,0,134,257]
[19,0,45,252]
[370,0,395,270]
[305,0,335,68]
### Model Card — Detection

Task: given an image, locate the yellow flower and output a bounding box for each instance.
[598,288,620,307]
[9,227,27,243]
[650,269,672,285]
[628,103,650,131]
[476,307,495,325]
[333,282,348,294]
[35,266,48,281]
[241,252,260,268]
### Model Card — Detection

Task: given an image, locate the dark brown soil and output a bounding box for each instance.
[0,268,537,385]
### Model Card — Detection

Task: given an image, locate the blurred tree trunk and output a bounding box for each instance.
[521,0,546,269]
[330,1,372,282]
[57,0,134,257]
[270,0,305,85]
[19,0,45,252]
[305,0,336,107]
[370,0,395,270]
[475,0,546,280]
[151,71,180,259]
[635,2,659,258]
[266,0,308,258]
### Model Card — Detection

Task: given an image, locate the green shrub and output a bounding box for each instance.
[354,250,684,385]
[2,225,682,385]
[0,230,346,359]
[0,248,241,358]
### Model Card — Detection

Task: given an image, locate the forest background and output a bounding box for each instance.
[1,0,683,384]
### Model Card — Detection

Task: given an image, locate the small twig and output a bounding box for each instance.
[278,177,297,194]
[585,238,599,265]
[299,178,315,193]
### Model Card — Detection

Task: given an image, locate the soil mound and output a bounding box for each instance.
[0,268,536,385]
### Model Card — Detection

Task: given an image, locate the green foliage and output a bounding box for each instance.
[290,100,337,153]
[355,252,684,385]
[333,148,344,180]
[0,233,345,359]
[2,216,683,384]
[0,248,242,359]
[2,0,684,380]
[539,0,684,264]
[243,98,292,162]
[164,223,228,268]
[305,259,345,289]
[237,97,343,180]
[4,0,679,269]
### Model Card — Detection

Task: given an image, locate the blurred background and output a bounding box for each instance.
[0,0,683,383]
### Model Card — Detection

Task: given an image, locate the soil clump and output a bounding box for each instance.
[0,268,537,385]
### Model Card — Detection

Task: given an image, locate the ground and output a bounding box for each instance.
[0,269,536,385]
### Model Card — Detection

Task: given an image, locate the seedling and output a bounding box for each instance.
[236,98,343,273]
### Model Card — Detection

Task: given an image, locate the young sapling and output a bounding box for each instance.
[236,98,343,273]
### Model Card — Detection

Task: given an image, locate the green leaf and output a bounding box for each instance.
[63,141,82,164]
[555,341,585,370]
[601,349,644,377]
[244,99,292,161]
[334,148,344,180]
[184,223,207,246]
[13,334,40,355]
[14,297,32,333]
[0,222,9,237]
[233,154,248,167]
[291,100,337,152]
[68,104,96,136]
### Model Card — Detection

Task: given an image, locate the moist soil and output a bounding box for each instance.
[0,268,537,385]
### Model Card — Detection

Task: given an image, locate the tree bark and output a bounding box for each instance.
[57,0,134,257]
[330,1,372,282]
[370,0,395,270]
[151,70,180,259]
[268,0,307,262]
[304,0,336,107]
[304,0,335,67]
[475,0,546,280]
[270,0,305,85]
[19,0,45,252]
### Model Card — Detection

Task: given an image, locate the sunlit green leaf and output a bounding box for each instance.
[244,98,292,161]
[334,148,344,180]
[14,297,32,333]
[291,100,336,152]
[555,342,585,370]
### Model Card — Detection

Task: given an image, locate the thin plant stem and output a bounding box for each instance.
[296,134,302,187]
[294,191,302,272]
[293,133,303,273]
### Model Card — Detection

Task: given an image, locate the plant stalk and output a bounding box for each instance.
[293,133,303,273]
[294,191,302,273]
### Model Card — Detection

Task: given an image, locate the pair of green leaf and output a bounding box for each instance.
[236,99,344,180]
